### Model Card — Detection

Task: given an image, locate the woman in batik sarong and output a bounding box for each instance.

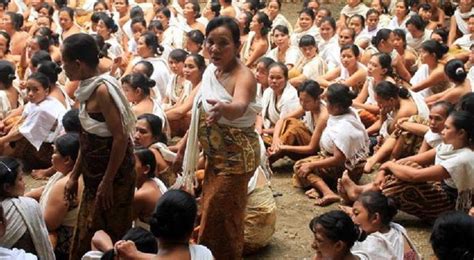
[267,80,328,163]
[340,111,474,223]
[61,33,136,259]
[177,17,260,259]
[294,84,369,206]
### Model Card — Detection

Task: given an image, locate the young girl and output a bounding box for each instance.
[163,49,191,110]
[0,72,66,170]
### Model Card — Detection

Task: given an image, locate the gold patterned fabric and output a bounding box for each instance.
[390,115,428,158]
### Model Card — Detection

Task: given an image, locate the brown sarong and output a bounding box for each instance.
[69,130,136,260]
[391,115,428,159]
[197,109,260,260]
[11,137,53,170]
[382,161,455,222]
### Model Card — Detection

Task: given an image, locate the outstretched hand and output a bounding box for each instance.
[206,99,224,125]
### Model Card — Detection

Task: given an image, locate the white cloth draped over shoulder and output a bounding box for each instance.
[319,108,369,170]
[436,143,474,212]
[290,26,321,47]
[388,15,409,31]
[131,56,171,100]
[453,34,474,51]
[318,36,341,70]
[0,197,55,260]
[150,142,177,162]
[0,87,23,120]
[19,97,66,150]
[179,64,261,189]
[271,13,293,34]
[261,83,300,129]
[340,3,370,18]
[164,75,192,109]
[410,64,432,98]
[266,46,303,67]
[454,7,474,34]
[75,74,136,137]
[424,129,442,149]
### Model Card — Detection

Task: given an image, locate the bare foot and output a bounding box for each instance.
[340,170,363,202]
[314,193,340,206]
[305,188,320,199]
[337,177,351,204]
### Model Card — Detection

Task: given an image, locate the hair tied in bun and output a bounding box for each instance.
[7,74,16,80]
[455,67,465,75]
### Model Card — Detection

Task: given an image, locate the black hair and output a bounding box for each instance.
[421,40,449,60]
[59,7,75,21]
[0,60,16,87]
[31,50,52,68]
[102,227,158,259]
[406,14,426,31]
[37,61,62,85]
[0,31,10,54]
[366,8,380,17]
[62,109,81,133]
[320,16,336,31]
[91,34,111,59]
[169,48,188,62]
[32,35,51,52]
[186,29,205,45]
[374,81,410,100]
[267,0,281,9]
[134,61,154,77]
[149,190,197,242]
[39,3,55,16]
[134,148,157,178]
[206,16,241,48]
[209,1,221,17]
[430,211,474,260]
[444,59,467,83]
[243,0,258,14]
[309,210,366,249]
[257,57,275,69]
[28,72,51,91]
[458,93,474,115]
[419,2,431,11]
[340,27,356,41]
[140,31,164,56]
[55,0,67,9]
[349,14,365,29]
[186,0,201,19]
[303,0,319,8]
[154,0,169,7]
[157,6,171,19]
[130,5,145,19]
[396,0,410,15]
[273,24,289,35]
[299,7,315,21]
[297,80,323,98]
[5,12,23,31]
[93,0,109,10]
[432,28,448,44]
[317,7,331,17]
[326,83,357,109]
[449,111,474,145]
[91,11,103,23]
[357,191,398,227]
[186,53,206,75]
[34,27,60,46]
[431,101,454,118]
[0,157,21,198]
[148,20,164,32]
[255,11,272,36]
[340,44,360,57]
[371,28,392,47]
[137,113,167,144]
[62,33,100,68]
[299,34,317,48]
[373,53,393,76]
[121,73,156,96]
[55,132,80,161]
[131,16,147,30]
[241,11,253,35]
[392,28,407,48]
[268,62,288,80]
[98,13,119,33]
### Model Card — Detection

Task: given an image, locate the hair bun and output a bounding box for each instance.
[455,67,465,75]
[7,74,16,80]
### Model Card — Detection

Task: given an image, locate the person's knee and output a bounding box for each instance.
[91,230,113,252]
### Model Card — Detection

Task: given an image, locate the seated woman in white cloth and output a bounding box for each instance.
[163,49,192,110]
[339,191,420,259]
[388,0,410,31]
[317,17,341,71]
[290,8,320,48]
[257,62,300,146]
[0,205,38,259]
[447,0,474,46]
[417,101,453,154]
[266,25,302,70]
[338,0,369,30]
[240,11,271,68]
[294,84,369,206]
[132,148,167,230]
[406,15,432,52]
[0,157,55,259]
[25,133,83,259]
[288,35,327,88]
[265,0,293,34]
[0,72,66,171]
[0,61,22,120]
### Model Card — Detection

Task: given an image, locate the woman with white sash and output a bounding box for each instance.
[175,17,260,259]
[0,157,54,259]
[448,0,474,45]
[257,62,300,146]
[266,25,302,70]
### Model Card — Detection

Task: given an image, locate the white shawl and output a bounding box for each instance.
[436,144,474,212]
[75,74,136,137]
[272,13,293,34]
[340,3,369,18]
[0,197,55,260]
[150,142,177,162]
[410,64,432,98]
[454,7,474,34]
[319,108,369,170]
[261,83,299,129]
[178,64,261,189]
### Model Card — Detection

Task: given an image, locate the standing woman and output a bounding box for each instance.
[177,17,260,259]
[240,11,271,68]
[266,25,302,70]
[266,0,292,34]
[62,34,136,259]
[58,7,82,41]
